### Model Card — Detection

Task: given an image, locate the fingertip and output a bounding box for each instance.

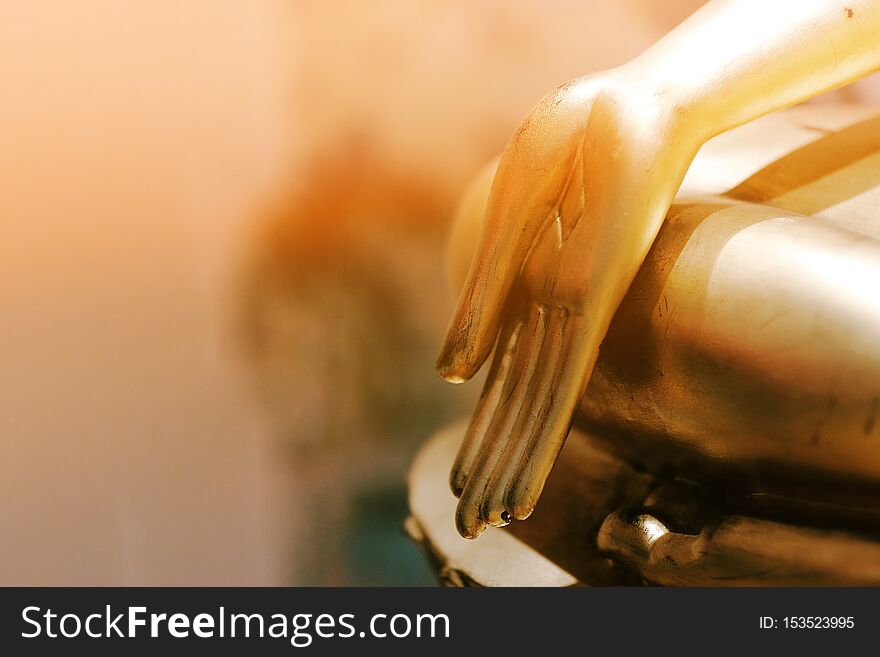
[436,361,468,385]
[449,470,466,498]
[455,511,487,540]
[511,505,534,522]
[437,294,502,384]
[435,340,480,384]
[455,492,489,539]
[509,493,537,521]
[483,503,511,528]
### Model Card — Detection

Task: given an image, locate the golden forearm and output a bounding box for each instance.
[628,0,880,139]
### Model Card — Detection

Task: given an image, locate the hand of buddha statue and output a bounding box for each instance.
[438,73,696,538]
[438,0,880,539]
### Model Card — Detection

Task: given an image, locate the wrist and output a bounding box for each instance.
[611,61,708,154]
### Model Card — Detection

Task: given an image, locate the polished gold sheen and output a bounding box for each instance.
[437,0,880,539]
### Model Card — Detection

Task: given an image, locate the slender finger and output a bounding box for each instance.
[454,304,548,538]
[449,318,523,496]
[446,157,499,297]
[479,307,568,523]
[506,312,594,520]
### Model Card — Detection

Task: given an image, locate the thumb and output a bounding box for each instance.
[445,157,499,299]
[437,81,594,382]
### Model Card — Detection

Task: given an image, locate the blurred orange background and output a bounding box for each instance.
[1,1,877,585]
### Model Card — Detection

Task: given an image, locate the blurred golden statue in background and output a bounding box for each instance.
[409,0,880,585]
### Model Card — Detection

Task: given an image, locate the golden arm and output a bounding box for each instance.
[438,0,880,539]
[635,0,880,138]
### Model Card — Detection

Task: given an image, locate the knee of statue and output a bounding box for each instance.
[408,104,880,586]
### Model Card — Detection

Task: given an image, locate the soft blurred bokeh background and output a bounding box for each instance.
[2,1,878,585]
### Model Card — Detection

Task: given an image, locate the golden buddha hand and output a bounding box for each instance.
[438,72,697,539]
[438,0,880,539]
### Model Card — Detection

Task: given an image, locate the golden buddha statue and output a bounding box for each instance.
[408,0,880,585]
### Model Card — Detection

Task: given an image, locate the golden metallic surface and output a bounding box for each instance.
[597,508,880,587]
[438,0,880,538]
[409,422,880,586]
[450,106,880,537]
